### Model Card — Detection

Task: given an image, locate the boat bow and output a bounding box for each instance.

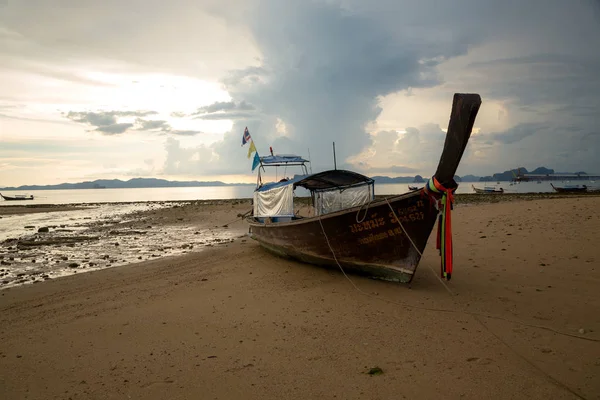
[423,93,482,280]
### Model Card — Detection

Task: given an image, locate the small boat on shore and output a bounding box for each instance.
[550,183,587,193]
[471,185,504,194]
[244,93,482,283]
[0,193,34,201]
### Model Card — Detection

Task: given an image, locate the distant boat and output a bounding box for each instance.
[471,185,504,194]
[550,183,587,193]
[0,193,34,201]
[408,185,422,191]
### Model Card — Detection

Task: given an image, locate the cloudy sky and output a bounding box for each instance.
[1,0,599,186]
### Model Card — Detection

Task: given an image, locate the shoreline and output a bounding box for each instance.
[0,198,253,215]
[1,191,599,211]
[2,194,600,290]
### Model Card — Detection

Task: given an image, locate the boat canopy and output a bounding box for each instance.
[260,155,309,165]
[253,169,375,218]
[295,170,373,192]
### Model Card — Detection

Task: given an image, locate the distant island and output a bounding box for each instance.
[461,166,591,182]
[0,166,593,191]
[373,166,593,184]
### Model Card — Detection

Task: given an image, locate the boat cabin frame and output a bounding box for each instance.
[256,155,311,188]
[253,155,375,223]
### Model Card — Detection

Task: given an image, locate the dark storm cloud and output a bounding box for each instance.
[488,123,547,145]
[200,0,485,177]
[207,0,600,176]
[466,54,600,109]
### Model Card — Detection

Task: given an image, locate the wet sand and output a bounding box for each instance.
[0,200,251,287]
[0,195,599,399]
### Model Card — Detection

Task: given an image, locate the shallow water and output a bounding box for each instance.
[0,186,257,206]
[0,202,167,242]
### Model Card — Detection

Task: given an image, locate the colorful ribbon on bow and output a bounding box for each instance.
[424,177,456,281]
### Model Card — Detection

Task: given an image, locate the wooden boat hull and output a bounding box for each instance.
[247,190,437,283]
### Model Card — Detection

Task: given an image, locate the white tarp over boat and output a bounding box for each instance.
[314,184,372,216]
[253,183,295,217]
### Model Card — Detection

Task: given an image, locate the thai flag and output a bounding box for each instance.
[242,127,251,146]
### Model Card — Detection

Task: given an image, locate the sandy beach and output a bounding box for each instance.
[1,195,599,399]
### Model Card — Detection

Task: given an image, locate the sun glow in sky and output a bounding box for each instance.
[80,72,231,115]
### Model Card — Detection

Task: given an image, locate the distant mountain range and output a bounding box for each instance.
[374,166,591,184]
[465,166,590,182]
[0,178,255,191]
[0,167,592,190]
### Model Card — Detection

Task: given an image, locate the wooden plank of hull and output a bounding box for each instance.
[247,191,438,283]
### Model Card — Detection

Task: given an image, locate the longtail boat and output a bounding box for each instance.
[245,93,482,283]
[0,193,34,201]
[408,185,423,191]
[550,183,587,193]
[471,185,504,194]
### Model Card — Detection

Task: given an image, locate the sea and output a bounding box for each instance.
[1,180,597,206]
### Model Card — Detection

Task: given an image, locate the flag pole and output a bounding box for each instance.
[243,126,265,175]
[332,142,337,170]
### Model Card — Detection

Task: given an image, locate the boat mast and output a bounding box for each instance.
[332,142,337,170]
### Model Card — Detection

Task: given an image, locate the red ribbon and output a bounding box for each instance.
[425,177,455,280]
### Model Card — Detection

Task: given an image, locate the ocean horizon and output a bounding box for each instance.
[1,180,596,206]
